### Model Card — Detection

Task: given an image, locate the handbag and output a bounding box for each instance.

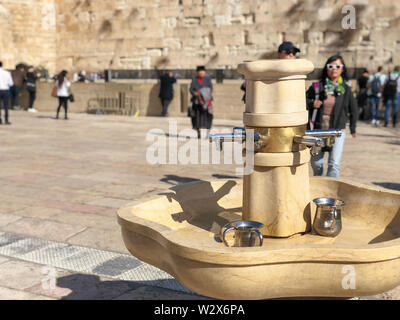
[51,85,57,97]
[68,93,75,103]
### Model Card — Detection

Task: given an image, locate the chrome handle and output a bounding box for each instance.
[330,208,337,230]
[293,135,323,156]
[255,229,263,246]
[221,225,235,247]
[209,131,260,151]
[305,129,342,147]
[293,135,323,147]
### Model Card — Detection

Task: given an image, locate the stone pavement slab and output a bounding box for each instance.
[12,206,64,219]
[0,286,55,300]
[0,260,47,290]
[2,217,87,242]
[66,227,129,254]
[0,256,9,265]
[0,213,23,227]
[50,211,118,230]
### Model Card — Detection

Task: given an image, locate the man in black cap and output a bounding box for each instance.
[278,41,300,59]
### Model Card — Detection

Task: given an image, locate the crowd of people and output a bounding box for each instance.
[0,64,105,123]
[357,65,399,128]
[0,42,397,178]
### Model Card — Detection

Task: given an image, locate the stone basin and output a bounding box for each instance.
[117,177,400,299]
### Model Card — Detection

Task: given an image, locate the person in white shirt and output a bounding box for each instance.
[55,70,71,120]
[0,61,14,125]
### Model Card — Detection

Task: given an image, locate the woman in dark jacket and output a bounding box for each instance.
[189,66,213,139]
[306,55,357,178]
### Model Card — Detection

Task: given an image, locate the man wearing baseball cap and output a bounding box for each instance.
[278,41,300,59]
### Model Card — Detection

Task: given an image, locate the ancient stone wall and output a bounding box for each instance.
[54,0,400,74]
[1,0,400,74]
[0,0,57,72]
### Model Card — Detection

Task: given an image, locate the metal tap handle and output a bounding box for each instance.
[221,225,235,247]
[293,135,323,156]
[254,229,264,247]
[209,130,260,151]
[305,129,342,137]
[330,208,337,230]
[305,129,342,148]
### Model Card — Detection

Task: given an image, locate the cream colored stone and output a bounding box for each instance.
[243,164,311,237]
[253,149,310,167]
[117,178,400,299]
[243,111,308,127]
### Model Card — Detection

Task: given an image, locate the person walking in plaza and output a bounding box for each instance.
[26,66,40,113]
[357,69,369,120]
[158,71,177,117]
[381,66,400,128]
[55,70,71,120]
[11,65,25,110]
[189,66,213,139]
[0,61,14,125]
[306,55,358,178]
[367,66,386,126]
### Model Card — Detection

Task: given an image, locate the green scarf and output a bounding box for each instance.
[324,76,345,96]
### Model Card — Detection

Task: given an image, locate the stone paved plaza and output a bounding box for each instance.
[0,110,399,300]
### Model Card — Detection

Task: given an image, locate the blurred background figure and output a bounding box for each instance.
[240,80,246,104]
[11,64,25,110]
[357,69,369,120]
[189,66,213,139]
[55,70,71,120]
[158,71,176,117]
[26,65,40,113]
[367,66,386,126]
[0,61,14,125]
[78,70,86,82]
[382,66,400,128]
[277,41,300,59]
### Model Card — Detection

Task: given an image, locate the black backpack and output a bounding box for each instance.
[383,73,399,98]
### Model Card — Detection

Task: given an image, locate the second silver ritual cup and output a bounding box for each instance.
[220,220,264,247]
[312,197,345,237]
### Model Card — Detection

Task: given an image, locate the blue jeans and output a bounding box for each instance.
[384,92,399,126]
[369,96,380,120]
[311,131,346,178]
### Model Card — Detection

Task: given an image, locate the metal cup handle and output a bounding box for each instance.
[330,207,337,230]
[254,229,263,246]
[221,225,235,247]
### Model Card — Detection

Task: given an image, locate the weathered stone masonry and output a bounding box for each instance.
[1,0,399,74]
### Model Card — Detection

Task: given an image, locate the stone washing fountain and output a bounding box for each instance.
[118,59,400,299]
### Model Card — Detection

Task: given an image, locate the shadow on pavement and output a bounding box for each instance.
[373,182,400,191]
[56,273,199,300]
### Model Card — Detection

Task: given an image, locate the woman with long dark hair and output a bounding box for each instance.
[56,70,71,119]
[306,55,358,178]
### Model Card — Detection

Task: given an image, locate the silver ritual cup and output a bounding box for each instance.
[312,197,345,237]
[220,220,264,247]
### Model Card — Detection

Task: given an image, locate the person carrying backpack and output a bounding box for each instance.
[366,66,386,126]
[382,66,400,127]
